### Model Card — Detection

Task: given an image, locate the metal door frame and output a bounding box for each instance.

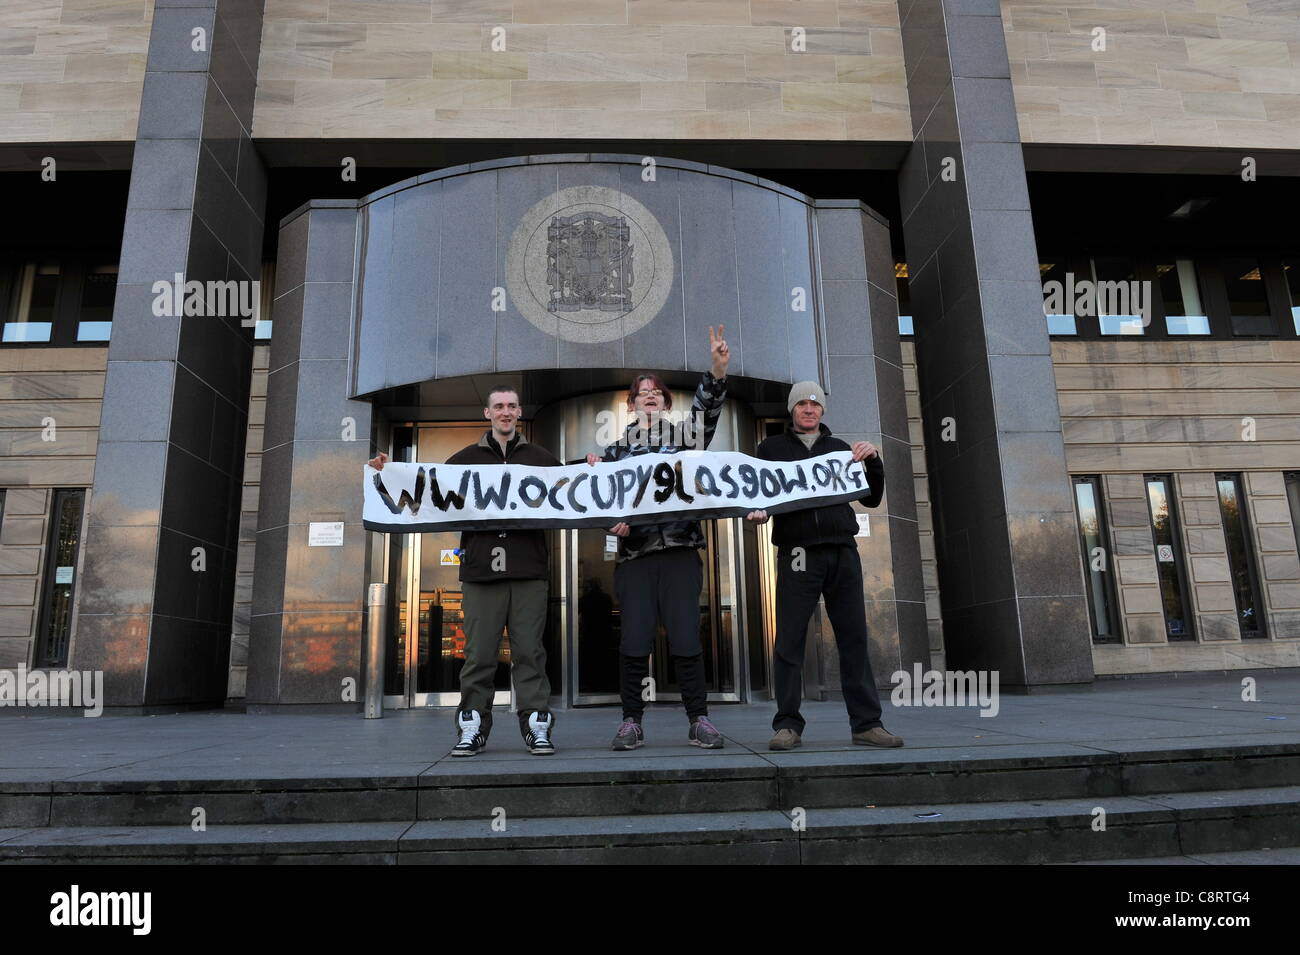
[381,421,512,710]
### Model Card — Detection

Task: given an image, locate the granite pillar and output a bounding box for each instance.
[245,201,371,709]
[72,0,268,706]
[896,0,1093,685]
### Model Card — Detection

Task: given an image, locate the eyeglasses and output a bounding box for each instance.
[635,389,664,398]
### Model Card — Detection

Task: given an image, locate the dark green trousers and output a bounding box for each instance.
[459,579,551,725]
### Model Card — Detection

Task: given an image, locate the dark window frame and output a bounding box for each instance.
[33,488,87,668]
[1144,474,1195,641]
[0,254,118,348]
[1284,471,1300,572]
[1150,257,1212,338]
[1206,256,1284,338]
[1072,474,1123,644]
[1045,254,1300,342]
[1214,472,1268,640]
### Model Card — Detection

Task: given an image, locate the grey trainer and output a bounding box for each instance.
[611,718,644,751]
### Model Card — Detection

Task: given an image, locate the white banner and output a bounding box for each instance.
[363,449,875,533]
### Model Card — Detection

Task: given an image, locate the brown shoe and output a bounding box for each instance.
[852,726,904,748]
[769,728,802,751]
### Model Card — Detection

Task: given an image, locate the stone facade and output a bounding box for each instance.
[1054,340,1300,672]
[1002,0,1300,149]
[252,0,911,140]
[0,348,105,669]
[0,0,154,144]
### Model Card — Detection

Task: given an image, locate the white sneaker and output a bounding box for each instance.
[523,711,555,755]
[452,709,486,756]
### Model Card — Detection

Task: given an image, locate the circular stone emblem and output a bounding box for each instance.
[507,185,674,344]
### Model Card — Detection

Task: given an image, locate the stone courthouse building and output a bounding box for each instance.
[0,0,1297,712]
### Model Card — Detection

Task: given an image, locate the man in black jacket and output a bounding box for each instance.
[748,381,904,751]
[368,385,561,757]
[586,327,730,751]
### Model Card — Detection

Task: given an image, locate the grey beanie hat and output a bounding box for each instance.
[788,381,827,415]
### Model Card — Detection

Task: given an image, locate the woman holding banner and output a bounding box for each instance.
[586,327,730,751]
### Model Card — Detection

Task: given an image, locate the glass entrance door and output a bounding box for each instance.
[568,519,742,705]
[382,424,513,708]
[530,388,754,707]
[378,397,757,709]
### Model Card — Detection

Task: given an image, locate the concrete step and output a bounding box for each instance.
[2,785,1297,865]
[4,740,1297,828]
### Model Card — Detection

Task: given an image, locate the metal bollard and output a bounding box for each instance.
[364,582,386,719]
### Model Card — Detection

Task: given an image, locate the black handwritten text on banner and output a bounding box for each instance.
[362,450,875,533]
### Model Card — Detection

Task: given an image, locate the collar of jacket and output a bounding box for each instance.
[477,429,526,459]
[786,422,832,444]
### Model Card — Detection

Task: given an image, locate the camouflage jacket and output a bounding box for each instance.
[599,370,727,563]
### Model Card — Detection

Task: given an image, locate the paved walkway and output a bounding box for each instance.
[1,671,1297,783]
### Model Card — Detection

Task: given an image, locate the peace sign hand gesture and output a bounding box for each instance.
[708,325,730,379]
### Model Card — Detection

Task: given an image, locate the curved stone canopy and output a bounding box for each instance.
[329,154,889,397]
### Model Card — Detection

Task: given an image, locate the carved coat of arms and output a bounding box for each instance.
[546,213,633,313]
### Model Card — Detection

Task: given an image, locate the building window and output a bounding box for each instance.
[77,265,116,342]
[1222,258,1276,336]
[1155,260,1210,335]
[4,262,60,343]
[895,263,913,336]
[255,262,274,340]
[1041,260,1077,335]
[1215,473,1266,639]
[1286,471,1300,561]
[1092,256,1145,336]
[1,259,117,346]
[1145,475,1194,640]
[1284,260,1300,336]
[33,489,86,668]
[1073,476,1121,643]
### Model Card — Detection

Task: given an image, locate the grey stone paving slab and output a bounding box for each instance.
[1182,847,1300,864]
[0,828,34,845]
[1067,846,1300,864]
[36,771,429,789]
[1076,734,1300,757]
[0,821,413,854]
[1130,785,1300,812]
[0,675,1298,785]
[801,794,1168,831]
[401,809,795,849]
[419,753,772,784]
[763,743,1118,772]
[1064,855,1212,865]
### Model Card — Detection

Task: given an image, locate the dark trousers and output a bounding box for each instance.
[459,579,551,735]
[614,547,708,721]
[619,653,708,722]
[773,543,883,734]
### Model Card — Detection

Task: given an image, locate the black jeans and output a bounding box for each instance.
[614,547,709,722]
[620,653,708,723]
[772,543,883,734]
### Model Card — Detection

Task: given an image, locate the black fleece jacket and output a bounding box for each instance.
[445,430,561,582]
[754,423,885,549]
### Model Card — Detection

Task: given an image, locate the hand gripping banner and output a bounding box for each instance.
[363,449,876,534]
